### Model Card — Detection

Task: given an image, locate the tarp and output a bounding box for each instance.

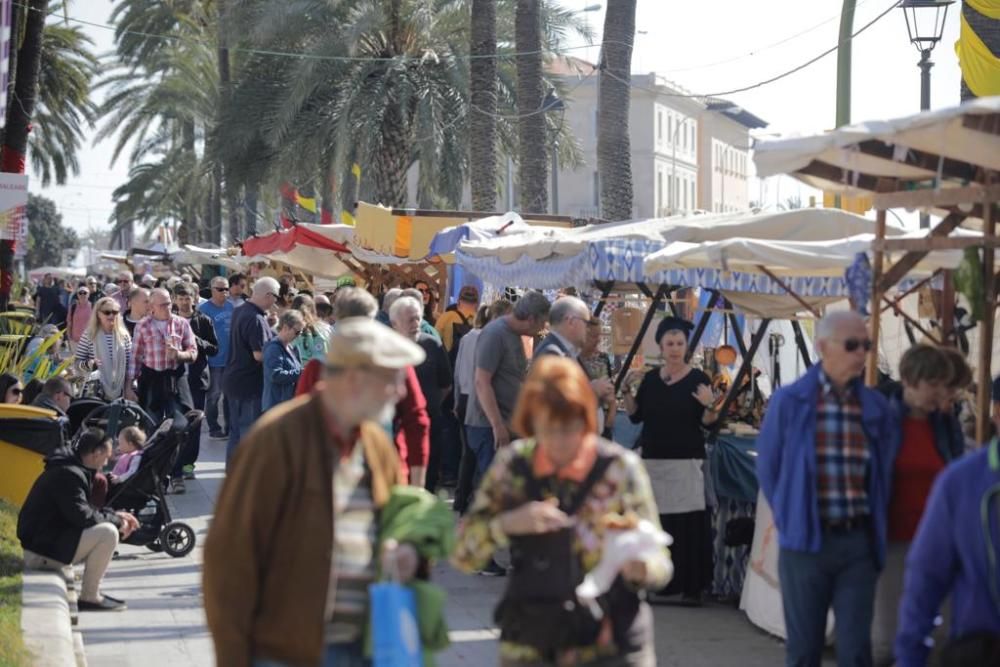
[171,245,252,271]
[27,266,85,280]
[241,223,353,257]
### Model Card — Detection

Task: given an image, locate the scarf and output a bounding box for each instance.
[96,330,128,399]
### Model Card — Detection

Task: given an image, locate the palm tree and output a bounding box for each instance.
[597,0,635,221]
[1,0,50,309]
[515,0,547,214]
[961,1,999,100]
[469,0,498,211]
[31,15,99,187]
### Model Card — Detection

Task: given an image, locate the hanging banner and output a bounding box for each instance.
[0,173,29,242]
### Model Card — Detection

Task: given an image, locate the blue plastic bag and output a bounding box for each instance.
[369,582,422,667]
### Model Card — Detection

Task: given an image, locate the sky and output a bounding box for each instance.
[35,0,965,236]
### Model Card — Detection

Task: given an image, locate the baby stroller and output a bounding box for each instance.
[104,410,204,558]
[67,397,157,442]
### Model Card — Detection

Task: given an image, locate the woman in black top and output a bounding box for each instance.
[623,317,720,605]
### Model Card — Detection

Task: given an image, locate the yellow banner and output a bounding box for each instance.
[341,210,356,226]
[296,194,317,213]
[956,12,1000,97]
[823,192,872,215]
[968,0,1000,20]
[394,215,413,258]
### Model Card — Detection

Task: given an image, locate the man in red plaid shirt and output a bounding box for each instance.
[131,288,198,423]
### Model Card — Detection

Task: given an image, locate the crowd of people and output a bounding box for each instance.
[9,266,1000,667]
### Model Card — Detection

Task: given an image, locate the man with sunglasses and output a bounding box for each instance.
[199,276,236,439]
[758,310,896,667]
[112,271,134,312]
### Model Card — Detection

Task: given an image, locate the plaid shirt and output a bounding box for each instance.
[815,370,870,521]
[129,314,196,381]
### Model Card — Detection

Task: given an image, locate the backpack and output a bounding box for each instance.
[448,310,473,366]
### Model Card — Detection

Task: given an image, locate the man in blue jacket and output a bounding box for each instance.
[757,310,896,667]
[894,376,1000,667]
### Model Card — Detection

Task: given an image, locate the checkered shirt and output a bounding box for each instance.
[815,371,870,522]
[129,314,196,381]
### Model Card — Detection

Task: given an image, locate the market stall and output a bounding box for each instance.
[741,94,1000,641]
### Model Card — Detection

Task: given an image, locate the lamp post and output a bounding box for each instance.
[543,89,566,215]
[899,0,954,228]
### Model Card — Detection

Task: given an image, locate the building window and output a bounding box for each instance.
[657,111,663,143]
[690,126,696,152]
[667,116,673,145]
[682,179,688,210]
[691,182,696,209]
[657,171,663,213]
[593,171,600,207]
[682,121,688,151]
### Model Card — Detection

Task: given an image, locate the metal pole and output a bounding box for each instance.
[919,49,933,229]
[834,0,857,211]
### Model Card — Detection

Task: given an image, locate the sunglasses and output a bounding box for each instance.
[77,291,88,296]
[100,310,120,316]
[9,387,22,396]
[841,338,873,353]
[213,287,229,292]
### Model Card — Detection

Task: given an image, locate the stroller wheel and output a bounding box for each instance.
[160,522,196,558]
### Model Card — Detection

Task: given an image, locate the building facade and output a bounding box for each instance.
[551,63,767,220]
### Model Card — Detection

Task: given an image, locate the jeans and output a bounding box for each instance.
[226,395,262,465]
[252,642,370,667]
[206,366,229,434]
[425,413,446,493]
[173,383,206,479]
[778,527,879,667]
[465,425,497,491]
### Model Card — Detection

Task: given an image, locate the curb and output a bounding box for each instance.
[21,569,80,666]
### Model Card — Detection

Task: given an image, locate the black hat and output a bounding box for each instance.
[655,316,694,344]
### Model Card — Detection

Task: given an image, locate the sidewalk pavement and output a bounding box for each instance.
[79,425,825,666]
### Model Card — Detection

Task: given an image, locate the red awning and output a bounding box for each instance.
[241,224,350,257]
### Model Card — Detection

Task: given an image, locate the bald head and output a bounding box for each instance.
[815,310,870,388]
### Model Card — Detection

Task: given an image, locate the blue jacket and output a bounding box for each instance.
[895,447,1000,666]
[756,363,896,568]
[261,338,302,412]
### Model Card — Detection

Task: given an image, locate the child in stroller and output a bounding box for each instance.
[101,412,203,558]
[109,426,146,484]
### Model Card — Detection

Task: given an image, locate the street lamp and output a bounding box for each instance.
[899,0,952,227]
[544,89,566,215]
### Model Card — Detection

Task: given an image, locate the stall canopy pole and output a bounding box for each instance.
[686,289,721,362]
[708,319,772,439]
[727,307,750,359]
[591,281,615,318]
[866,209,887,387]
[976,194,997,444]
[790,320,813,368]
[614,285,670,393]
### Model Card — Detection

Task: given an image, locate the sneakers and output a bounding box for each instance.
[182,465,195,480]
[209,431,227,440]
[479,559,507,577]
[170,478,186,494]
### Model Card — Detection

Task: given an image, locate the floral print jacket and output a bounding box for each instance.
[452,438,671,661]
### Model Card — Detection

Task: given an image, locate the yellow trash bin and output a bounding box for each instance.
[0,404,64,505]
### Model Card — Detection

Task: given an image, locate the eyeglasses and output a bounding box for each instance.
[213,287,229,293]
[100,310,120,316]
[266,292,279,299]
[77,291,88,296]
[9,387,22,396]
[415,286,429,293]
[840,338,873,353]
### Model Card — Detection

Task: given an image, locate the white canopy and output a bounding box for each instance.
[171,245,252,271]
[754,96,1000,219]
[457,208,906,264]
[643,231,970,278]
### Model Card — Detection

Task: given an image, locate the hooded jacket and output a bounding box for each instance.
[17,447,123,564]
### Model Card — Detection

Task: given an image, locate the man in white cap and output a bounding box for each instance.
[204,317,425,667]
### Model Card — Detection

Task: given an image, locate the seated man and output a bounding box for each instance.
[17,428,139,611]
[30,376,73,439]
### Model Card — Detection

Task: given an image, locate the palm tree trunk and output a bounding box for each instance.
[0,0,49,309]
[961,1,1000,100]
[515,0,547,214]
[244,184,258,235]
[597,0,636,221]
[470,0,498,212]
[372,105,412,207]
[217,0,233,244]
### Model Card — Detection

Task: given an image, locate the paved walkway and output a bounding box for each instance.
[79,426,822,666]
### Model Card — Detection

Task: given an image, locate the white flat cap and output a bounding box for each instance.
[326,317,425,370]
